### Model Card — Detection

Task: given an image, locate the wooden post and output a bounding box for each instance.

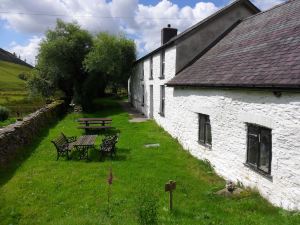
[165,180,176,211]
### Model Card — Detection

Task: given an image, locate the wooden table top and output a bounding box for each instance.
[78,118,112,122]
[74,135,97,146]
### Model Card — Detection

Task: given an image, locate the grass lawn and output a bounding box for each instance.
[0,61,30,104]
[0,118,16,127]
[0,61,45,125]
[0,98,299,225]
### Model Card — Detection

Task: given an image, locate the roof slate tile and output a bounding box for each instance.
[167,0,300,89]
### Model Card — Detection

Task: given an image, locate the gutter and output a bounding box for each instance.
[166,83,300,91]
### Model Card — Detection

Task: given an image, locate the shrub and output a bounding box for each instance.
[0,106,9,121]
[137,189,159,225]
[18,72,29,81]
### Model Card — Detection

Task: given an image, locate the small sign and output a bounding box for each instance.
[165,180,176,210]
[165,180,176,192]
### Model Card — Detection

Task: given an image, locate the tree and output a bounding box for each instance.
[29,19,92,103]
[84,33,136,95]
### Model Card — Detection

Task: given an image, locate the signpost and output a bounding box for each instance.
[165,180,176,211]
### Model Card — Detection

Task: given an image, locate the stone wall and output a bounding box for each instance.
[0,101,66,167]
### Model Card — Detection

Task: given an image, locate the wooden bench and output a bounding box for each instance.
[78,121,112,125]
[77,118,113,133]
[51,133,77,160]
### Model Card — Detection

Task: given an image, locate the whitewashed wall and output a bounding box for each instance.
[129,46,300,210]
[130,46,176,118]
[164,88,300,211]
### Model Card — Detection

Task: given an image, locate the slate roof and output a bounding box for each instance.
[167,0,300,89]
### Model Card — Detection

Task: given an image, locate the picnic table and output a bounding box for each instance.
[77,118,112,133]
[73,135,97,159]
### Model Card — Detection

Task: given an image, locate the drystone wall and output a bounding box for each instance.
[0,101,66,167]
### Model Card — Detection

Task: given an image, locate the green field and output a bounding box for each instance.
[0,60,31,104]
[0,61,45,124]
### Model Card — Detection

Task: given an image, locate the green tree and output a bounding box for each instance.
[29,19,92,103]
[84,33,136,95]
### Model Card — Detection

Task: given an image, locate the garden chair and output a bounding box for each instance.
[100,134,119,159]
[51,133,77,160]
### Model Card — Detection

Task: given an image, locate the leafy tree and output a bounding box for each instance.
[84,33,136,95]
[29,20,136,109]
[29,19,92,103]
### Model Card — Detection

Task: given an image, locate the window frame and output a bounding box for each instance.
[149,57,153,80]
[160,50,165,79]
[140,62,144,81]
[246,123,272,176]
[198,114,212,148]
[159,85,165,116]
[141,84,145,107]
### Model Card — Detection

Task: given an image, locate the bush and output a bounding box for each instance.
[0,106,9,121]
[137,189,159,225]
[18,72,29,81]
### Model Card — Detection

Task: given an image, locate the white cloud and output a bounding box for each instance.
[0,0,219,61]
[8,36,42,66]
[0,0,286,63]
[252,0,285,10]
[132,1,219,55]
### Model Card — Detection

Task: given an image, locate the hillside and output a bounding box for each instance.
[0,61,46,126]
[0,61,32,104]
[0,48,33,68]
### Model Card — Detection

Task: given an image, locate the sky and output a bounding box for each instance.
[0,0,286,66]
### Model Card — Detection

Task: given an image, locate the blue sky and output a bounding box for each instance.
[0,0,285,65]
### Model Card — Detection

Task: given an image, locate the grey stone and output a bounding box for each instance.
[144,143,160,148]
[216,187,244,197]
[129,118,148,123]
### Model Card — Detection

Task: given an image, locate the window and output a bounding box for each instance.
[141,85,145,106]
[140,63,144,81]
[159,85,165,116]
[150,57,153,80]
[198,114,212,147]
[246,124,272,175]
[160,50,165,79]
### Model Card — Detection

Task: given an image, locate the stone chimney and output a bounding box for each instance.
[161,24,177,45]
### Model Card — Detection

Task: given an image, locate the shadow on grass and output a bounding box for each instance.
[0,116,64,187]
[100,147,131,162]
[82,128,121,136]
[82,97,125,118]
[68,147,130,162]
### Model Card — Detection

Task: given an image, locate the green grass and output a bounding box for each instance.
[0,61,31,104]
[0,61,31,92]
[0,117,16,127]
[0,98,299,225]
[0,61,45,123]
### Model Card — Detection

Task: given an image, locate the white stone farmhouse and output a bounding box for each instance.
[128,0,300,210]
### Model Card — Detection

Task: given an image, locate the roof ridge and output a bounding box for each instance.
[167,0,259,43]
[243,0,293,21]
